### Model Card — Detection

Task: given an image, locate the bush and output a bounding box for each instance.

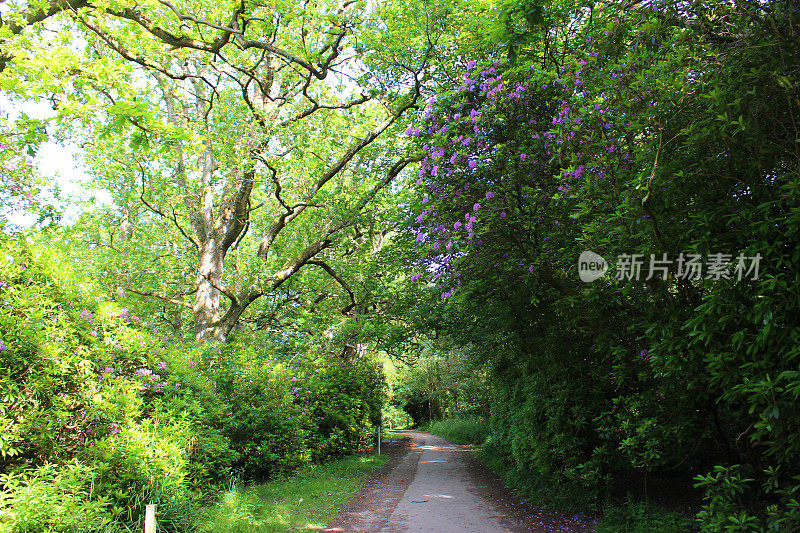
[0,238,390,530]
[213,343,385,479]
[215,358,313,480]
[0,462,118,533]
[598,497,697,533]
[88,418,197,531]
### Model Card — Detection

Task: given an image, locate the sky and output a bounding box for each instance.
[0,1,101,228]
[1,94,99,227]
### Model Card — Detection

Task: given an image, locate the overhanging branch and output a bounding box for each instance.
[307,259,356,314]
[126,287,195,309]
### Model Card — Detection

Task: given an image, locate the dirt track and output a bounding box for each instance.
[323,430,596,533]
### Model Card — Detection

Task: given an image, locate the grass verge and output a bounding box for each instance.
[196,454,387,532]
[382,430,406,441]
[421,417,490,446]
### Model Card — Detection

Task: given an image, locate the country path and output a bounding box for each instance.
[323,430,596,533]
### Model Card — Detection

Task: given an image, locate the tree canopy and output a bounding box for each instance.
[1,0,799,530]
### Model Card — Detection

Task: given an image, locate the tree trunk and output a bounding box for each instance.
[193,239,224,343]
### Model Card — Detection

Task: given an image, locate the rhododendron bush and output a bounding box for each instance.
[0,241,383,531]
[407,0,800,529]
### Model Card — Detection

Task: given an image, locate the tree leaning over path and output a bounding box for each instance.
[1,0,436,342]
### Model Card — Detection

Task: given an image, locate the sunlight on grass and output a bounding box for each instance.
[197,454,387,532]
[423,418,490,446]
[383,430,405,441]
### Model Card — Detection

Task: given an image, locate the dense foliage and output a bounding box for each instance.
[1,0,798,531]
[0,240,383,531]
[405,0,800,529]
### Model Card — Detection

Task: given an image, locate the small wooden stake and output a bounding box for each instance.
[144,504,157,533]
[377,425,381,455]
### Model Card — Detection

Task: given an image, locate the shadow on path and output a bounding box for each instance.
[323,430,596,532]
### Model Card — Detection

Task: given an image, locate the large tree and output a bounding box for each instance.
[1,0,440,342]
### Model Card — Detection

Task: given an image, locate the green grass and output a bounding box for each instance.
[196,454,387,532]
[422,417,490,446]
[382,430,405,441]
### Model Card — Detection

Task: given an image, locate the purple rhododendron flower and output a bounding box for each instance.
[485,191,495,199]
[0,340,6,351]
[468,160,477,168]
[473,203,480,211]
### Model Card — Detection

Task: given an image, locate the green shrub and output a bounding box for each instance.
[0,238,391,531]
[88,418,197,531]
[479,438,598,512]
[598,497,697,533]
[0,461,119,533]
[213,344,385,479]
[308,361,384,460]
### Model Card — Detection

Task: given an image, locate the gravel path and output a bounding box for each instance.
[323,430,596,533]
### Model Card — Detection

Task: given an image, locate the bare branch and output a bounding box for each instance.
[354,156,421,212]
[307,259,356,314]
[138,169,200,249]
[157,0,244,36]
[127,287,195,309]
[0,0,92,71]
[199,273,239,305]
[78,13,194,80]
[278,92,372,128]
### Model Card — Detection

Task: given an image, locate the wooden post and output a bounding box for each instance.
[144,504,157,533]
